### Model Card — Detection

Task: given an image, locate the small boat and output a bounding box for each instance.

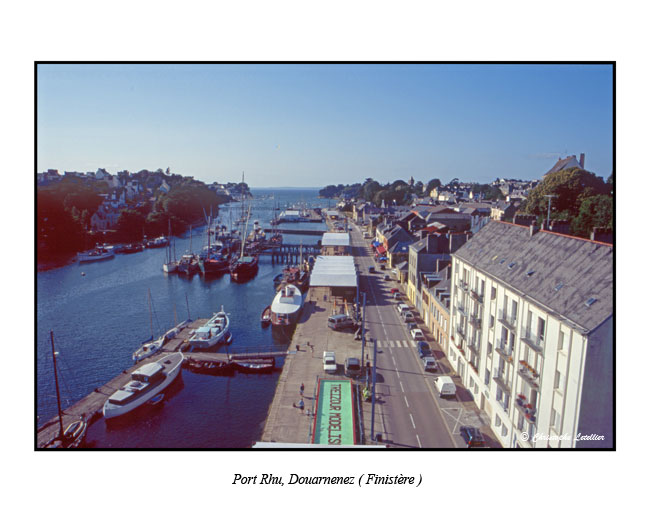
[77,246,115,263]
[62,418,87,448]
[188,306,231,349]
[186,359,234,375]
[132,336,165,363]
[261,306,272,327]
[145,236,169,248]
[147,393,165,406]
[177,253,199,275]
[234,358,275,373]
[103,352,184,419]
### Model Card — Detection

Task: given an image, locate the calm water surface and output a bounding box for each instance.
[36,188,334,448]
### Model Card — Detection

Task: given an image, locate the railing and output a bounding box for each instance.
[498,309,517,330]
[495,339,512,358]
[468,342,480,356]
[459,279,469,291]
[456,325,466,341]
[470,288,484,303]
[469,360,479,374]
[518,361,540,389]
[515,395,537,424]
[493,369,511,393]
[469,314,482,329]
[457,303,468,317]
[520,327,544,352]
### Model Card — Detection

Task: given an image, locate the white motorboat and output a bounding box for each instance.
[270,284,304,326]
[103,352,184,419]
[188,306,231,349]
[77,246,115,263]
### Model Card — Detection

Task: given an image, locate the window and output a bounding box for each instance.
[501,424,508,437]
[551,408,562,432]
[495,415,502,427]
[491,286,496,300]
[537,318,546,341]
[558,331,565,351]
[554,370,566,393]
[485,368,491,386]
[490,314,495,328]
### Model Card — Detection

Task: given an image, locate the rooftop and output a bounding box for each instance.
[310,255,357,288]
[321,232,350,247]
[453,220,613,333]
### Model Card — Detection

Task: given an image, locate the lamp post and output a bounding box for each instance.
[544,194,557,229]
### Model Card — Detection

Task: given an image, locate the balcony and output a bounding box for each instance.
[518,361,540,389]
[495,339,513,359]
[498,309,517,330]
[468,342,480,357]
[459,279,469,291]
[493,370,511,393]
[515,395,537,424]
[455,325,466,341]
[457,303,468,317]
[469,360,479,374]
[469,314,482,329]
[520,327,545,353]
[470,288,484,304]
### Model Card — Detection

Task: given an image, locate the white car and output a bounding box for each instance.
[410,328,425,341]
[323,351,337,373]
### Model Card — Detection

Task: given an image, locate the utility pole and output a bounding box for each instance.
[360,293,367,369]
[370,336,378,443]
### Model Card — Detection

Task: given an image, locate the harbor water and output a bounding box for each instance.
[36,188,334,448]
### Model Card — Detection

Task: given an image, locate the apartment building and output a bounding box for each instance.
[448,220,613,448]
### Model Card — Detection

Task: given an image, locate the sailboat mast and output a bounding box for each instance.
[50,331,64,439]
[148,290,153,339]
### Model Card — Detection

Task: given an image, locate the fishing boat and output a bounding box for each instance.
[233,358,275,373]
[260,306,272,327]
[121,243,144,254]
[45,331,88,448]
[188,306,231,349]
[270,284,304,326]
[145,236,169,248]
[77,245,114,263]
[103,352,184,419]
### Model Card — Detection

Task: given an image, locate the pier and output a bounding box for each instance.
[267,243,321,264]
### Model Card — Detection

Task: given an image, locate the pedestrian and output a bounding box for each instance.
[296,344,300,351]
[298,399,304,412]
[310,344,314,353]
[300,382,304,396]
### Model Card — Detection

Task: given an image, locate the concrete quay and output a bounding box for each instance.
[260,293,366,445]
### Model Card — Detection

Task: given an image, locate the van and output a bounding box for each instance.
[327,314,355,331]
[434,376,456,398]
[396,303,410,316]
[345,357,362,378]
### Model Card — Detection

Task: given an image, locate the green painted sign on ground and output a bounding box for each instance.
[313,379,355,445]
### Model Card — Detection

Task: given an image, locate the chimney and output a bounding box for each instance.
[579,153,585,168]
[529,220,539,236]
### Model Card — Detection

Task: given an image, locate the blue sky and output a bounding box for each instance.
[37,63,613,187]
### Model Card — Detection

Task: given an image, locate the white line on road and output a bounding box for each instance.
[404,395,410,408]
[410,413,416,429]
[416,434,422,448]
[399,380,405,392]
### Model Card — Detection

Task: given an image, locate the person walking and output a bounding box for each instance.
[298,399,304,413]
[300,382,304,396]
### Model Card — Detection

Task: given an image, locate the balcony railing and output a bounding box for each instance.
[470,288,484,304]
[468,342,480,356]
[518,361,540,389]
[457,303,468,317]
[469,360,479,374]
[469,314,482,329]
[515,395,537,424]
[495,339,513,359]
[459,279,469,291]
[520,327,545,353]
[456,325,466,340]
[498,309,517,330]
[493,370,511,393]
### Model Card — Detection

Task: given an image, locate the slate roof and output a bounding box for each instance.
[453,221,613,333]
[544,155,583,176]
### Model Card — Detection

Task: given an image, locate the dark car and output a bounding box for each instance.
[459,426,485,447]
[417,341,431,358]
[369,266,375,273]
[406,321,418,331]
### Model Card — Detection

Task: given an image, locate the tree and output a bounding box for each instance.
[425,178,442,196]
[571,195,613,238]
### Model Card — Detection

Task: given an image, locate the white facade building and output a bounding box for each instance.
[447,220,613,448]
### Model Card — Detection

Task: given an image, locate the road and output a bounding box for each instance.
[349,222,459,448]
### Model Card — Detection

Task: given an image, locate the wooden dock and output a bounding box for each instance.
[37,320,294,448]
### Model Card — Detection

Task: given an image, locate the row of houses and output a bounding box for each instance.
[360,203,612,447]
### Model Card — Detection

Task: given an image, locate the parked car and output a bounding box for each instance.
[369,266,375,273]
[380,264,386,270]
[383,274,391,281]
[422,356,438,372]
[390,288,399,295]
[345,357,362,378]
[459,426,485,447]
[406,321,418,331]
[417,341,431,358]
[434,376,457,398]
[410,328,425,341]
[323,351,337,373]
[402,311,415,322]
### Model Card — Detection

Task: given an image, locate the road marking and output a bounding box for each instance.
[404,395,410,408]
[396,369,401,378]
[410,413,416,429]
[399,381,405,392]
[416,434,422,448]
